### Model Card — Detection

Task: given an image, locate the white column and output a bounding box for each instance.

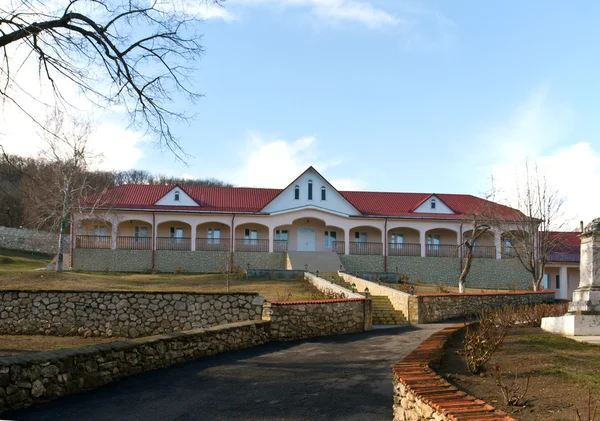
[111,220,118,250]
[420,230,427,257]
[559,266,568,300]
[494,229,502,260]
[345,229,350,255]
[191,225,196,251]
[269,228,274,253]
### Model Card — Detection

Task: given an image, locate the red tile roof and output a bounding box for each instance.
[83,184,527,220]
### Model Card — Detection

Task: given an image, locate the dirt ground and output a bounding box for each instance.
[438,326,600,421]
[0,335,123,357]
[0,249,324,302]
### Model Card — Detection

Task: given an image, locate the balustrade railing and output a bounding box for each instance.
[501,245,518,259]
[388,243,421,257]
[332,240,345,254]
[76,235,111,249]
[196,238,230,252]
[273,240,288,252]
[156,237,191,251]
[116,236,152,250]
[426,244,458,258]
[235,239,269,252]
[349,241,383,255]
[465,245,496,259]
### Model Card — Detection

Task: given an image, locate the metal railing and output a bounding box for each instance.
[426,244,458,258]
[196,238,230,252]
[388,243,421,257]
[349,241,383,255]
[273,240,288,252]
[465,245,497,259]
[548,252,580,263]
[156,237,191,250]
[76,235,112,249]
[332,240,345,254]
[501,245,518,259]
[116,236,152,250]
[235,239,269,252]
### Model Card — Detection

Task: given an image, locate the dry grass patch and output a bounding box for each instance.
[0,335,122,357]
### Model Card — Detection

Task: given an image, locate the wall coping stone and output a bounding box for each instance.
[416,291,554,298]
[269,298,368,306]
[0,320,268,366]
[0,289,259,296]
[392,323,517,421]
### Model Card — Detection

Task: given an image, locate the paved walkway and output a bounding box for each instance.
[4,324,453,421]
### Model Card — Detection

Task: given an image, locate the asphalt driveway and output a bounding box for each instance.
[4,323,453,421]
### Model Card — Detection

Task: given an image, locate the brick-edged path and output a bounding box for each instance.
[4,324,454,421]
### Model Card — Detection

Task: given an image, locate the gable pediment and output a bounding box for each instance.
[412,194,454,214]
[155,186,199,206]
[261,167,361,216]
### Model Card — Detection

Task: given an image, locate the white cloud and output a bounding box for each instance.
[476,84,597,228]
[231,0,399,28]
[218,132,366,189]
[165,0,238,21]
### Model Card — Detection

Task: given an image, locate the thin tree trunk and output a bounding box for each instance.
[459,248,473,293]
[56,179,71,273]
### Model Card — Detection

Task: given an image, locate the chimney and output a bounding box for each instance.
[580,221,584,233]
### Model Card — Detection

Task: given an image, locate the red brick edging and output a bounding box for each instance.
[392,323,517,421]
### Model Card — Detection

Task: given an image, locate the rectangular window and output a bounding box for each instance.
[556,274,560,289]
[427,234,441,245]
[324,230,337,247]
[391,233,404,244]
[93,225,108,242]
[308,183,313,200]
[354,232,367,242]
[169,227,184,243]
[275,229,288,241]
[294,187,300,200]
[321,188,326,201]
[208,228,221,244]
[244,229,258,244]
[134,226,149,242]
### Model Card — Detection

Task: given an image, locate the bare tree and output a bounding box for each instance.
[459,216,491,293]
[495,161,567,291]
[0,0,222,158]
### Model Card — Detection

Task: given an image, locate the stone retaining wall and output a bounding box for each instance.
[0,290,264,338]
[393,323,516,421]
[72,250,287,273]
[415,291,556,323]
[0,226,64,256]
[340,255,531,290]
[247,269,305,279]
[0,320,270,413]
[263,298,372,341]
[304,272,363,298]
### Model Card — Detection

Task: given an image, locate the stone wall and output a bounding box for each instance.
[0,320,270,413]
[233,251,287,271]
[72,250,287,273]
[0,290,264,338]
[415,291,556,323]
[73,249,152,272]
[0,226,65,256]
[264,298,372,341]
[340,255,531,290]
[247,269,305,279]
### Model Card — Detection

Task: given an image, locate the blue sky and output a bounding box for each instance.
[2,0,599,225]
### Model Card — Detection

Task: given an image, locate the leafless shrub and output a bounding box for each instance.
[576,391,599,421]
[435,283,451,293]
[463,307,512,374]
[492,364,531,406]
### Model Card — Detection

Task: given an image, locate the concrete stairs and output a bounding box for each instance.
[320,272,407,325]
[287,251,343,272]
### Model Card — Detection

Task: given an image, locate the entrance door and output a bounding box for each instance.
[297,228,316,251]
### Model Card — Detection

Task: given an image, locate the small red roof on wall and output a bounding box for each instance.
[83,183,527,221]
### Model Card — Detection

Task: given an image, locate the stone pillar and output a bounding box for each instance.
[191,225,196,251]
[344,229,350,255]
[559,266,568,300]
[420,230,427,257]
[494,229,502,260]
[541,218,600,336]
[268,228,274,253]
[570,223,600,313]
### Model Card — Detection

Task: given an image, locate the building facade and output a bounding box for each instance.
[71,167,535,289]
